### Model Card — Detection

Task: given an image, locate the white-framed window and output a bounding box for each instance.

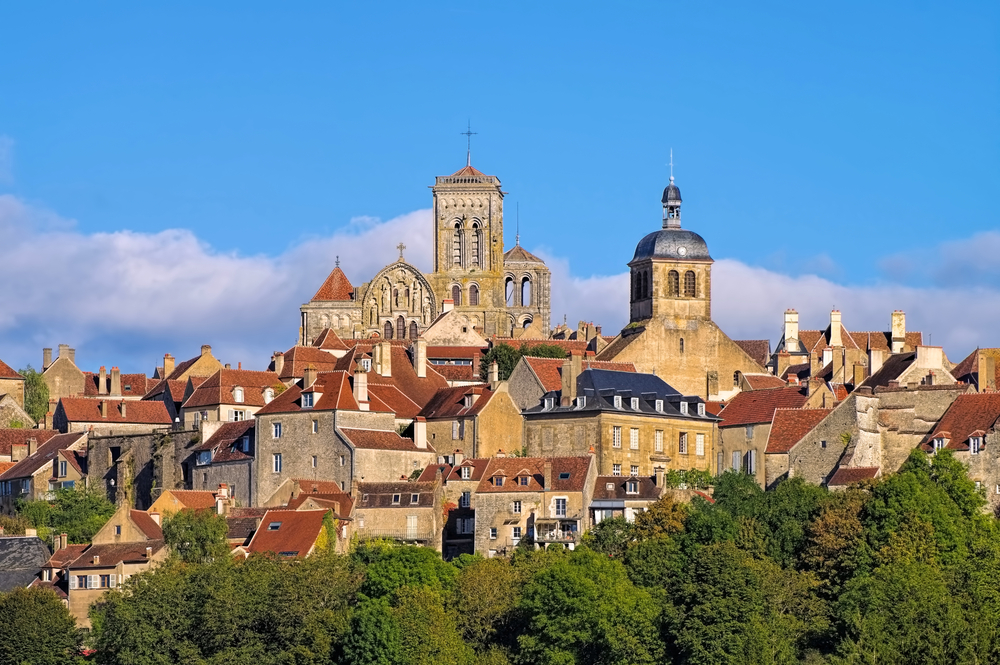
[544,397,555,410]
[59,460,67,477]
[339,455,345,466]
[555,498,567,517]
[513,526,522,540]
[655,399,663,412]
[614,395,622,409]
[631,465,639,476]
[576,396,587,408]
[311,455,317,468]
[392,494,401,505]
[630,397,639,410]
[697,402,706,416]
[263,388,274,404]
[272,422,282,438]
[490,527,497,540]
[655,430,664,452]
[452,422,460,440]
[460,466,471,480]
[361,358,372,372]
[229,409,246,422]
[680,401,689,415]
[512,500,522,514]
[460,491,471,508]
[970,437,982,455]
[696,433,705,456]
[411,493,420,503]
[626,480,639,494]
[612,426,622,448]
[679,432,688,454]
[272,453,282,473]
[301,392,314,408]
[933,437,945,452]
[234,387,244,403]
[312,420,318,434]
[630,428,639,450]
[613,464,621,476]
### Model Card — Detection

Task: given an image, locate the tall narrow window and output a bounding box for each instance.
[643,271,650,298]
[469,284,479,306]
[679,338,685,353]
[397,315,406,339]
[505,277,515,306]
[684,271,696,297]
[471,224,481,266]
[384,320,393,339]
[451,285,462,306]
[633,272,641,300]
[452,223,463,266]
[409,321,419,339]
[668,270,679,296]
[521,277,532,307]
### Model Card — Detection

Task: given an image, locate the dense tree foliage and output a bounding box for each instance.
[18,364,49,423]
[0,587,81,665]
[479,343,567,381]
[86,449,1000,664]
[162,508,229,563]
[17,483,115,544]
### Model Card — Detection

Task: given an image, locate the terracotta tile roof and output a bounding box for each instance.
[275,345,341,381]
[286,493,353,517]
[0,359,22,380]
[356,481,437,508]
[477,456,591,493]
[182,369,281,409]
[780,362,812,381]
[196,420,255,462]
[450,164,486,176]
[0,462,15,475]
[951,349,1000,389]
[433,364,478,382]
[312,328,349,351]
[255,372,360,416]
[733,340,771,367]
[46,544,89,568]
[82,372,151,398]
[0,429,58,456]
[952,349,978,380]
[417,458,489,483]
[247,509,329,558]
[426,346,487,359]
[156,490,217,512]
[860,351,916,389]
[828,466,880,486]
[59,397,171,425]
[338,427,434,453]
[503,245,546,264]
[592,476,662,500]
[704,401,725,416]
[832,384,849,401]
[741,373,788,390]
[419,386,493,419]
[718,386,808,428]
[292,479,346,496]
[69,541,166,569]
[924,393,1000,451]
[130,510,164,539]
[765,408,831,454]
[0,433,86,481]
[523,356,637,393]
[311,266,355,301]
[226,515,261,543]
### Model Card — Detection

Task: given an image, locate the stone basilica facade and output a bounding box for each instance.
[299,162,551,343]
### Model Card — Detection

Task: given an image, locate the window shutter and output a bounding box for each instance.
[109,575,117,588]
[89,575,99,589]
[69,575,77,590]
[228,409,234,421]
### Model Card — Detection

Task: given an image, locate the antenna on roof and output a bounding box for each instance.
[669,148,674,181]
[461,120,477,167]
[516,203,520,246]
[335,255,340,268]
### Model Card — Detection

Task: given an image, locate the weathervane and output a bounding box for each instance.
[396,242,406,260]
[460,120,477,167]
[335,255,340,268]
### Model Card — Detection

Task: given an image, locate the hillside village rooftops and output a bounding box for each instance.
[312,328,350,351]
[310,266,355,301]
[592,476,662,501]
[182,368,281,409]
[733,340,772,367]
[765,408,832,454]
[417,458,491,483]
[247,509,330,558]
[0,433,86,481]
[58,398,171,425]
[922,393,1000,452]
[82,372,155,398]
[338,427,433,453]
[357,481,437,508]
[522,357,636,393]
[419,386,493,419]
[195,420,255,463]
[0,359,22,380]
[477,456,591,493]
[718,386,809,428]
[828,466,880,487]
[0,536,50,592]
[273,346,341,381]
[0,429,58,456]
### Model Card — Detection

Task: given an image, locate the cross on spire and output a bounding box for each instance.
[335,255,340,268]
[668,148,674,182]
[396,242,406,260]
[460,120,477,167]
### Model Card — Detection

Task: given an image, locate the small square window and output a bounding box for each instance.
[301,392,314,408]
[513,526,522,539]
[493,476,504,487]
[489,527,497,540]
[392,494,401,505]
[519,475,529,486]
[613,464,621,476]
[558,472,570,479]
[362,494,369,502]
[411,493,419,503]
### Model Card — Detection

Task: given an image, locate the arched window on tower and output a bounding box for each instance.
[471,223,481,266]
[452,223,463,266]
[392,288,398,306]
[679,338,685,353]
[452,284,462,306]
[410,321,419,339]
[632,273,640,301]
[521,277,532,307]
[384,320,394,339]
[469,284,479,306]
[642,271,650,298]
[523,316,532,329]
[505,277,515,306]
[397,315,406,339]
[684,271,696,297]
[668,270,680,296]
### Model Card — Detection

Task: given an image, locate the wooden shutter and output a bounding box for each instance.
[69,575,77,589]
[109,574,117,588]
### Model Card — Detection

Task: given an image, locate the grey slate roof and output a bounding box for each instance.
[632,228,711,262]
[0,536,49,592]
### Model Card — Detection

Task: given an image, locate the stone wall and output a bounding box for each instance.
[719,423,771,487]
[785,395,859,486]
[0,377,24,408]
[474,387,524,458]
[507,362,543,411]
[191,460,253,507]
[253,410,342,506]
[88,428,200,509]
[956,430,1000,512]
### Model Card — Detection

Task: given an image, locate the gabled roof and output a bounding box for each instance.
[68,541,166,569]
[0,433,86,481]
[765,408,831,454]
[860,351,916,389]
[592,476,662,501]
[450,164,485,177]
[286,492,353,517]
[182,369,281,409]
[523,357,637,393]
[339,427,434,453]
[55,449,88,478]
[419,386,493,419]
[154,490,217,512]
[740,373,788,390]
[356,481,437,508]
[312,328,349,351]
[476,456,591,493]
[82,372,152,398]
[417,458,490,483]
[256,371,362,415]
[733,340,771,367]
[274,345,341,381]
[311,266,355,301]
[924,393,1000,451]
[0,537,50,592]
[0,429,58,457]
[718,386,808,428]
[45,544,89,569]
[247,509,329,558]
[195,420,255,462]
[503,245,546,264]
[58,398,171,425]
[130,510,164,540]
[828,466,880,486]
[0,359,22,380]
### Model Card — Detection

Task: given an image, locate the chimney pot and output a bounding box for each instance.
[110,367,121,397]
[145,546,152,559]
[43,348,52,370]
[163,353,175,377]
[272,351,285,376]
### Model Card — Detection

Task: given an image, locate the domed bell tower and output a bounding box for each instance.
[628,176,713,323]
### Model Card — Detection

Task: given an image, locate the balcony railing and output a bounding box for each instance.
[354,528,437,543]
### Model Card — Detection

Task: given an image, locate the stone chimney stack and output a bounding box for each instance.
[829,310,843,348]
[11,443,26,462]
[442,299,454,313]
[42,348,52,371]
[488,360,499,387]
[378,342,392,378]
[163,354,175,377]
[353,362,369,410]
[27,437,37,456]
[119,401,127,418]
[302,365,317,389]
[272,351,284,376]
[110,367,122,397]
[784,309,800,353]
[453,448,464,466]
[869,348,884,375]
[891,310,906,354]
[58,344,70,361]
[60,533,68,550]
[414,416,427,449]
[543,460,553,491]
[413,339,427,379]
[201,345,212,357]
[832,348,844,384]
[853,364,865,387]
[98,366,108,395]
[981,351,997,392]
[560,352,583,405]
[149,512,161,526]
[654,466,664,487]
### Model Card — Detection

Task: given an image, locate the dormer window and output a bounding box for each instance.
[697,403,705,417]
[233,387,244,403]
[576,396,586,408]
[196,451,211,466]
[302,392,314,408]
[630,397,639,410]
[614,395,622,409]
[460,466,471,480]
[933,437,945,452]
[655,399,663,413]
[970,437,982,455]
[626,480,639,494]
[361,358,372,372]
[680,401,689,415]
[241,436,250,453]
[544,397,555,410]
[493,475,504,487]
[464,395,473,408]
[519,475,529,486]
[391,494,401,504]
[605,482,614,491]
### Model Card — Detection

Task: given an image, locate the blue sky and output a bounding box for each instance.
[0,1,998,373]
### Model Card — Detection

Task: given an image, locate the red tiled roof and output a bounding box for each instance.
[828,466,880,486]
[313,328,349,351]
[503,244,546,264]
[765,408,831,454]
[0,433,87,481]
[247,509,329,558]
[925,393,1000,451]
[196,420,255,462]
[0,359,22,380]
[718,386,808,428]
[451,164,486,177]
[46,544,89,568]
[0,461,14,475]
[741,373,788,390]
[69,541,166,569]
[292,479,344,496]
[356,481,437,508]
[311,266,355,301]
[58,449,88,477]
[704,401,725,417]
[82,372,151,398]
[432,364,478,382]
[157,490,217,512]
[476,456,591,493]
[0,429,58,456]
[182,369,281,409]
[339,427,434,453]
[286,492,353,517]
[523,356,637,393]
[592,476,661,500]
[59,397,171,425]
[130,510,164,540]
[419,386,493,419]
[417,458,489,483]
[780,362,812,381]
[733,340,771,367]
[275,345,341,381]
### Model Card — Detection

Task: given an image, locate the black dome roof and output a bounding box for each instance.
[632,228,711,262]
[661,179,682,204]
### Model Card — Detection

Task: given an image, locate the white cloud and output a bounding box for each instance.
[0,195,996,374]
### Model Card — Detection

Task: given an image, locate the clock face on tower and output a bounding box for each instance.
[677,246,687,257]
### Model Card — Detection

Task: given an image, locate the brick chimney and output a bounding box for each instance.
[98,366,108,395]
[110,367,122,397]
[783,309,800,353]
[412,339,427,379]
[272,351,284,376]
[414,416,427,449]
[829,310,843,347]
[163,353,175,378]
[543,460,553,491]
[42,347,52,370]
[891,311,906,354]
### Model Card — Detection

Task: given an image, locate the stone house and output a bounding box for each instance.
[40,345,86,405]
[185,420,255,506]
[245,509,339,558]
[148,486,230,518]
[180,368,281,429]
[590,474,664,524]
[352,480,443,551]
[0,359,24,410]
[524,365,718,478]
[151,345,224,383]
[270,344,342,386]
[425,343,486,386]
[417,455,490,559]
[762,408,832,488]
[0,394,35,429]
[0,429,58,462]
[53,397,171,435]
[419,383,523,459]
[921,393,1000,511]
[717,385,810,486]
[507,354,637,411]
[473,455,596,556]
[0,433,87,513]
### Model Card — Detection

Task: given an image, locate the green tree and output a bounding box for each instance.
[0,587,81,665]
[453,557,523,651]
[516,548,664,665]
[49,484,116,544]
[162,508,229,563]
[18,364,49,424]
[394,585,474,665]
[479,343,567,381]
[633,494,687,540]
[342,596,402,665]
[353,543,457,598]
[581,515,634,559]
